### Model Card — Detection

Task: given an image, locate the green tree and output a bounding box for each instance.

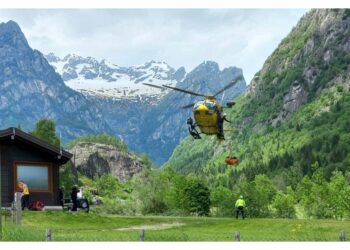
[233,174,276,217]
[183,177,211,216]
[164,170,188,214]
[140,153,153,170]
[249,175,276,217]
[59,161,77,195]
[131,167,170,214]
[95,174,120,199]
[30,118,60,146]
[297,169,329,218]
[272,187,296,218]
[327,171,350,219]
[286,165,304,189]
[295,175,313,202]
[211,186,235,216]
[68,134,128,152]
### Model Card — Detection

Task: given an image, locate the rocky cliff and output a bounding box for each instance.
[247,9,350,127]
[69,142,143,181]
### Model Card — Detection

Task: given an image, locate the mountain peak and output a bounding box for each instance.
[0,20,29,49]
[45,52,61,63]
[0,21,112,143]
[188,61,220,78]
[0,20,22,33]
[141,60,170,68]
[197,60,220,71]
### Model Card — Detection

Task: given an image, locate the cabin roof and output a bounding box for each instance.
[0,127,72,165]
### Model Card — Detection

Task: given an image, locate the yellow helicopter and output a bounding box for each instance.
[143,76,242,143]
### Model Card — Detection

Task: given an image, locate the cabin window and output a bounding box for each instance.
[14,162,53,192]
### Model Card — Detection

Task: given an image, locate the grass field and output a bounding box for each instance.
[1,211,349,241]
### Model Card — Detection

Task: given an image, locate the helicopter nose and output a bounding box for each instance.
[196,104,207,111]
[194,104,211,117]
[194,104,209,115]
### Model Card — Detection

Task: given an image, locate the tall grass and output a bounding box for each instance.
[2,225,45,241]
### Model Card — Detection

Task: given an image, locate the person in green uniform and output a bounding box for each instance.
[235,195,246,219]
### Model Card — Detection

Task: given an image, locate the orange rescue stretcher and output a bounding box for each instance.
[225,156,239,166]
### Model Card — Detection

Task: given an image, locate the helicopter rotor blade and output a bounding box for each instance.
[181,103,196,109]
[213,76,243,97]
[142,83,166,89]
[162,85,206,97]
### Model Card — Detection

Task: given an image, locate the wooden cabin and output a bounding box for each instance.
[0,127,72,207]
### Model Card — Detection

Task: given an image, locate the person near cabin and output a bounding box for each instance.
[59,187,64,208]
[187,117,201,139]
[235,195,246,219]
[71,186,79,212]
[18,180,30,210]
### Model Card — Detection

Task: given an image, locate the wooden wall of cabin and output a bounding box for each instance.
[0,138,61,207]
[0,141,9,206]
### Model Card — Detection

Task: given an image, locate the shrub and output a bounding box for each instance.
[183,178,211,216]
[211,186,235,216]
[336,84,344,93]
[272,188,296,218]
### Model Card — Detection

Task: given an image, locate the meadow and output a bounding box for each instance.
[1,211,349,241]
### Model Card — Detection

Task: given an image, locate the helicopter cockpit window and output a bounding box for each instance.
[204,101,215,110]
[193,101,205,109]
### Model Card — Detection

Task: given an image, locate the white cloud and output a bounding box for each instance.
[0,9,308,83]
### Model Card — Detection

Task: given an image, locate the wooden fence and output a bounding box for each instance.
[43,228,347,242]
[2,192,22,226]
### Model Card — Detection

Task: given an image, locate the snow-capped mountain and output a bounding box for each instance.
[45,52,247,165]
[1,20,247,166]
[45,53,186,101]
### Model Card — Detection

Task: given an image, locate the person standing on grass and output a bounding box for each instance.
[59,187,64,208]
[235,195,246,219]
[18,180,30,210]
[71,186,79,211]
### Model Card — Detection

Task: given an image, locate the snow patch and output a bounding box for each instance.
[46,53,180,100]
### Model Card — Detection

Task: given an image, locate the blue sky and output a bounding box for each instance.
[0,9,308,83]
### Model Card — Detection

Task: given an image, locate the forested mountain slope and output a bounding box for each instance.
[166,9,350,189]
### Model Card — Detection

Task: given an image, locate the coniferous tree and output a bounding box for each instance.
[30,118,60,147]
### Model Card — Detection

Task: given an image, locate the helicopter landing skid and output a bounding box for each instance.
[190,133,201,139]
[189,131,201,139]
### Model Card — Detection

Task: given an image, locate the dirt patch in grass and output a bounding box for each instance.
[56,222,186,233]
[117,222,185,231]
